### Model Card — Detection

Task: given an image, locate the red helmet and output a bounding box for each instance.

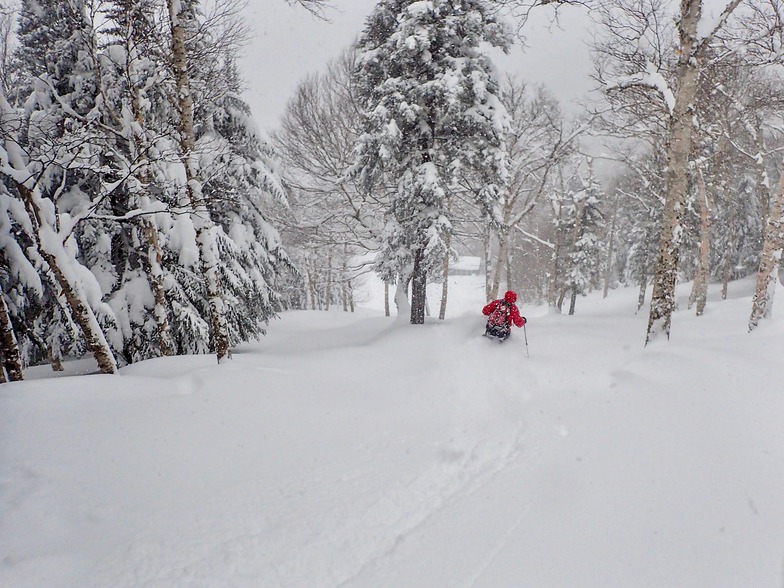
[504,290,517,303]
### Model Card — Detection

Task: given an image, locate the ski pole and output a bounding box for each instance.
[523,322,529,358]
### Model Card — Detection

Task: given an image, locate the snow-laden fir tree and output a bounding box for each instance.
[351,0,511,323]
[561,161,605,315]
[1,0,120,374]
[163,0,232,361]
[94,0,182,363]
[192,58,293,346]
[101,0,291,358]
[1,0,293,373]
[614,151,664,312]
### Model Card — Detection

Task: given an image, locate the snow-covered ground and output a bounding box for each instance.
[2,274,783,587]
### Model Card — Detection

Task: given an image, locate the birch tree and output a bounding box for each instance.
[737,0,784,329]
[485,79,575,301]
[619,0,741,343]
[165,0,231,360]
[749,167,784,329]
[0,0,120,373]
[274,50,384,310]
[510,0,772,343]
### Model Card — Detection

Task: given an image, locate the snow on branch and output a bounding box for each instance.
[696,0,744,45]
[604,61,675,115]
[513,224,555,248]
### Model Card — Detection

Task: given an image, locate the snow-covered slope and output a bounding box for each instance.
[2,276,783,587]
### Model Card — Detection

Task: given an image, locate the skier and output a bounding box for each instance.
[482,290,526,342]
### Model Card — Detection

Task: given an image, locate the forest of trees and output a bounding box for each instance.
[2,0,784,381]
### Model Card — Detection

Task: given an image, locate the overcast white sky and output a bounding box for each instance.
[240,1,597,133]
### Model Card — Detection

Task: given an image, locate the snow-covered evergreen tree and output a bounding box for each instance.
[97,0,179,362]
[352,0,511,323]
[561,161,605,315]
[1,0,120,373]
[194,59,293,344]
[1,0,293,372]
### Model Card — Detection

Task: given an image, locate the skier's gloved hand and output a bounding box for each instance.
[521,316,527,324]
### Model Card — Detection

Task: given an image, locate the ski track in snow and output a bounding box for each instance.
[461,502,533,588]
[76,320,540,588]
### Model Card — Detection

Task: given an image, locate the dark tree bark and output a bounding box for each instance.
[0,293,23,381]
[410,249,427,324]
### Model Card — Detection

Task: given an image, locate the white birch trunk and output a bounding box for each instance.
[689,171,711,316]
[439,232,451,320]
[489,229,508,301]
[567,198,586,316]
[127,61,174,357]
[645,0,742,343]
[549,197,565,311]
[394,270,412,320]
[749,157,784,331]
[483,230,492,300]
[720,206,736,300]
[142,221,174,355]
[603,192,619,299]
[646,0,703,343]
[17,183,118,374]
[167,0,229,361]
[325,251,332,311]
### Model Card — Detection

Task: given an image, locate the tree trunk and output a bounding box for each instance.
[637,266,648,312]
[755,115,771,223]
[721,206,736,300]
[142,221,174,355]
[645,0,703,344]
[557,288,567,312]
[489,229,508,301]
[384,280,390,317]
[167,0,229,361]
[410,249,426,324]
[689,171,711,316]
[483,229,492,300]
[325,251,332,311]
[45,250,118,373]
[749,157,784,331]
[128,70,174,357]
[394,271,411,319]
[603,192,619,298]
[439,234,451,320]
[49,344,64,372]
[48,302,69,371]
[341,246,349,312]
[568,286,577,316]
[17,183,117,374]
[306,267,317,310]
[645,0,742,342]
[506,248,513,294]
[0,293,23,381]
[549,199,565,311]
[566,197,586,314]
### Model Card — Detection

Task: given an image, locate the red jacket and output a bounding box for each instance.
[482,299,525,328]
